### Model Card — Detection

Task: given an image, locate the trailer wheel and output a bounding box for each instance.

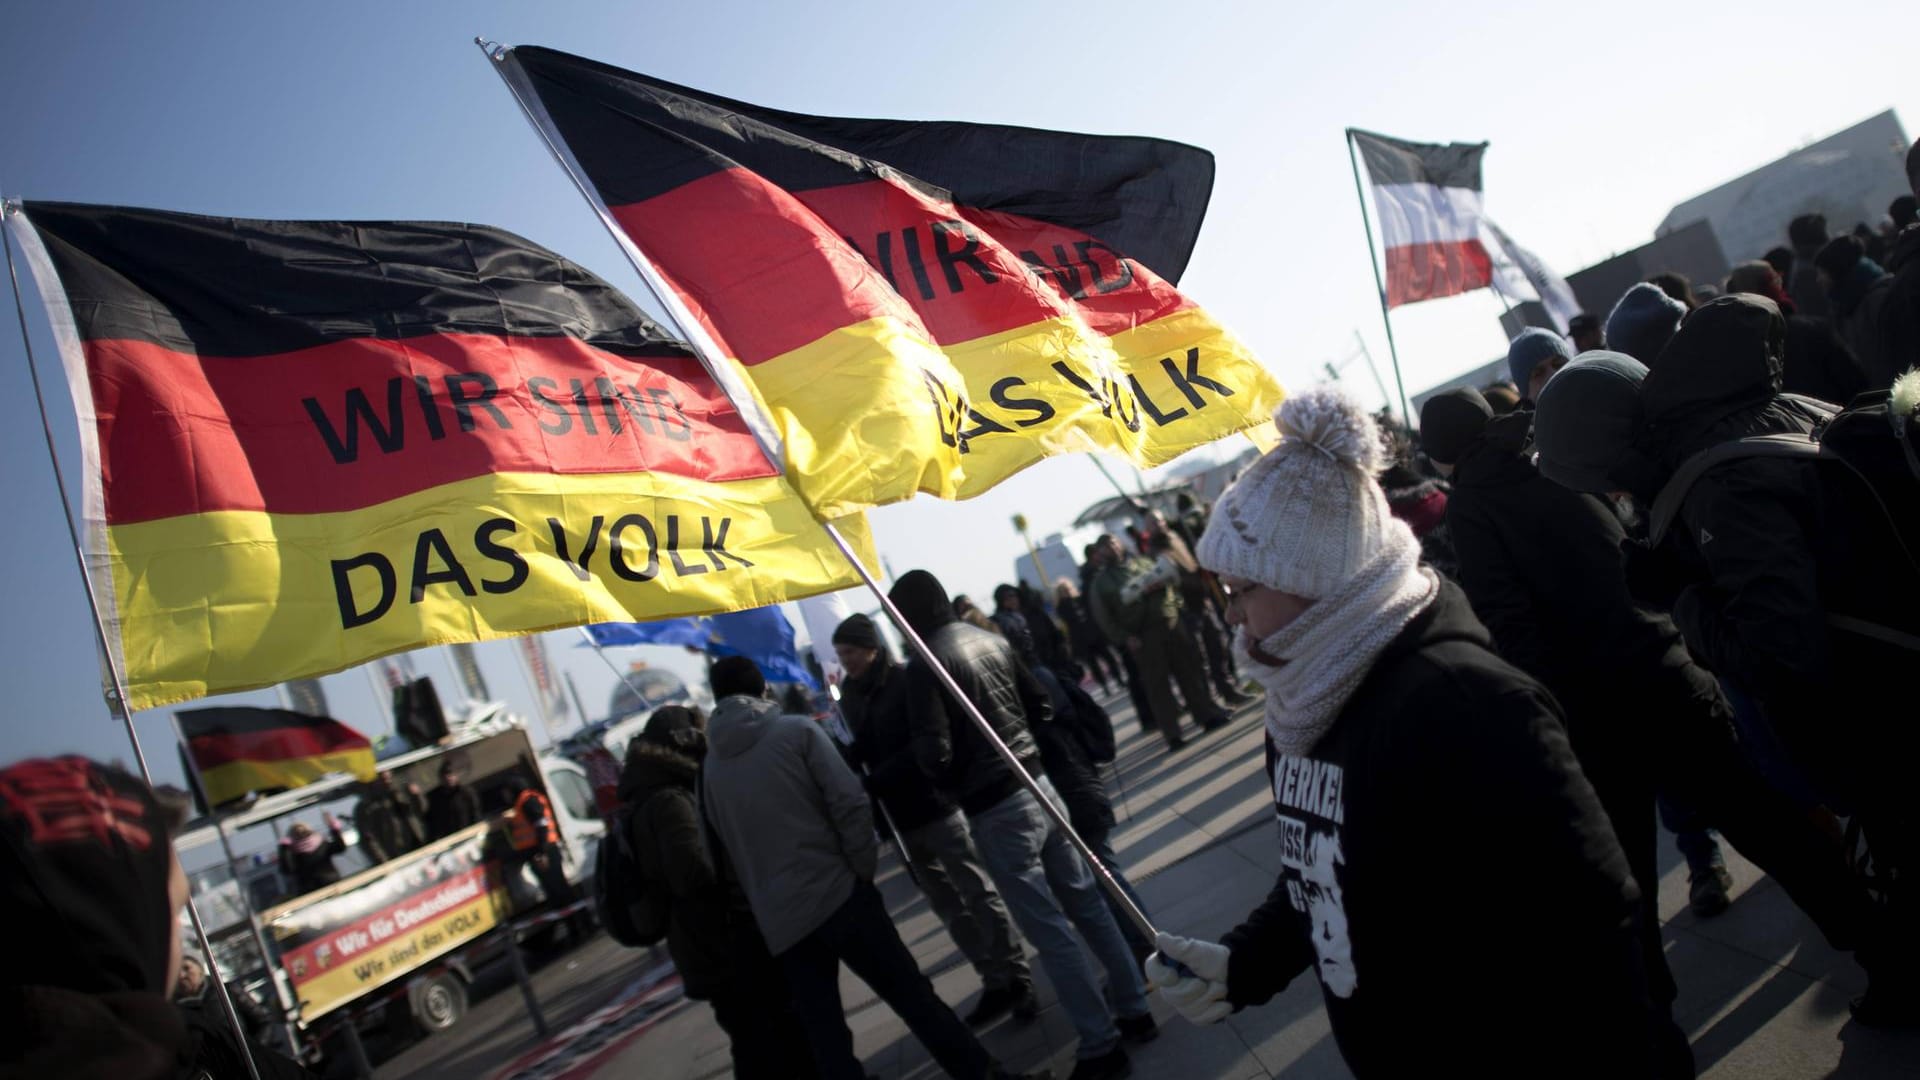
[409,971,467,1034]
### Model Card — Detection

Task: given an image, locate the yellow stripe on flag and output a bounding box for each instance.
[740,306,1284,515]
[198,748,379,806]
[103,471,877,710]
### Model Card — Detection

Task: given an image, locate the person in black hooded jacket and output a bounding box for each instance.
[832,614,1035,1027]
[1533,294,1920,1026]
[888,568,1156,1080]
[1423,386,1881,1042]
[1,756,311,1080]
[1150,389,1665,1078]
[616,707,815,1080]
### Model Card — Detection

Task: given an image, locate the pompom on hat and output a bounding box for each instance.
[1196,388,1410,601]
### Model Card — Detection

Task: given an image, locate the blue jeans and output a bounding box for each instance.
[1657,792,1724,876]
[1087,832,1153,954]
[967,778,1150,1059]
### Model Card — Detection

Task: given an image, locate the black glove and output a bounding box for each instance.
[1621,537,1694,611]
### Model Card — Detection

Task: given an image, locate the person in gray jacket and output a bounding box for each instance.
[699,656,1038,1080]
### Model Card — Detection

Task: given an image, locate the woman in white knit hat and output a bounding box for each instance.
[1143,389,1682,1078]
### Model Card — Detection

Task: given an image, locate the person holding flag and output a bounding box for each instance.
[1147,390,1671,1077]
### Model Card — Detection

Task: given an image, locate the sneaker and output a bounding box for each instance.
[1117,1012,1159,1044]
[965,984,1021,1026]
[1218,687,1255,706]
[1687,865,1732,918]
[1067,1046,1132,1080]
[1199,711,1232,731]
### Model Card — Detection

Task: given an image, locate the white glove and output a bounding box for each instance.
[1142,931,1233,1025]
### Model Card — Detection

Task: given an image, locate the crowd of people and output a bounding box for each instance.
[5,142,1916,1080]
[613,145,1920,1079]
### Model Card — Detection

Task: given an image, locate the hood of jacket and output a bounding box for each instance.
[1639,294,1785,465]
[706,694,782,760]
[0,758,178,996]
[616,737,702,804]
[1450,410,1536,489]
[889,570,958,637]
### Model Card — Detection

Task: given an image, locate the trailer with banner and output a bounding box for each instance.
[176,721,605,1066]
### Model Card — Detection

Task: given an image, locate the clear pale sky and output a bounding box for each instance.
[1,0,1912,782]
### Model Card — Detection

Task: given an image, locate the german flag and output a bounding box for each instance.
[502,46,1285,518]
[178,707,377,806]
[9,202,876,710]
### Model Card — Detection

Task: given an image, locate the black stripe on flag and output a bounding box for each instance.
[512,46,1216,284]
[22,202,693,360]
[1349,128,1486,191]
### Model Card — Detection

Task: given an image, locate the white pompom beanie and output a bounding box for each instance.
[1197,389,1405,600]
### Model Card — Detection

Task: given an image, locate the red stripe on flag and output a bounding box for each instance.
[187,725,367,770]
[607,170,1195,365]
[88,333,775,525]
[1382,240,1494,307]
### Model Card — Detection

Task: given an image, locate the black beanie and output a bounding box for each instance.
[1418,387,1494,465]
[887,570,956,636]
[832,613,881,650]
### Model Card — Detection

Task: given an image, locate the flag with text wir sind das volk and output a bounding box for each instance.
[8,202,875,710]
[503,46,1285,519]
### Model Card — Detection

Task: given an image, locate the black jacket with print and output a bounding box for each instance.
[1218,582,1655,1078]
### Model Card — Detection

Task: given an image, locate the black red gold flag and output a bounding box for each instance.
[8,202,875,709]
[500,46,1285,518]
[176,706,376,806]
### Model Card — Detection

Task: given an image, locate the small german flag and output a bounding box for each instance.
[178,707,377,807]
[503,45,1285,518]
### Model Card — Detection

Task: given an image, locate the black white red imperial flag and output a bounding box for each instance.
[497,45,1284,518]
[1348,128,1499,308]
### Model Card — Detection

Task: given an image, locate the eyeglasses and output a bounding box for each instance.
[1218,580,1260,604]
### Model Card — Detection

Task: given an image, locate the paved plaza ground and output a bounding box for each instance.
[375,689,1920,1079]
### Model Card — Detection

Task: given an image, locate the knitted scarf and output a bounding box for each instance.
[1236,522,1438,756]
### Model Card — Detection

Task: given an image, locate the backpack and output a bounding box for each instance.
[594,803,670,947]
[1647,388,1920,651]
[1061,678,1117,764]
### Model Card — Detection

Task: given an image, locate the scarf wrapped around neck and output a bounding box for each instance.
[1236,522,1438,756]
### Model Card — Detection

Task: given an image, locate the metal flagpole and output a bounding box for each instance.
[3,201,267,1080]
[477,39,785,471]
[1344,130,1414,427]
[816,520,1159,942]
[475,40,1165,946]
[171,716,302,1056]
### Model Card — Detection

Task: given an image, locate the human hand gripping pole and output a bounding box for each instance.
[1144,932,1233,1025]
